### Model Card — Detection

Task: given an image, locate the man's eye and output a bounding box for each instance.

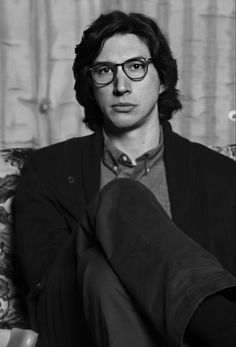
[128,62,145,71]
[96,66,112,75]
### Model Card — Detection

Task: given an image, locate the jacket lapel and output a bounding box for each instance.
[64,130,102,220]
[163,121,196,235]
[81,129,103,204]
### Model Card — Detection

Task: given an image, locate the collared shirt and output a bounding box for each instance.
[100,127,172,218]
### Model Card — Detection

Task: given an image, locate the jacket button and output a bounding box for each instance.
[67,176,75,183]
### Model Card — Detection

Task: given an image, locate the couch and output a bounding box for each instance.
[0,144,235,346]
[0,149,37,347]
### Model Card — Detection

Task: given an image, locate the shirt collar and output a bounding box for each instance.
[102,127,164,173]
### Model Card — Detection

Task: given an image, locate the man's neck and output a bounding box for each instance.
[104,119,160,164]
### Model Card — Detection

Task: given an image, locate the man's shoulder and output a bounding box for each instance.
[186,138,235,188]
[191,140,235,172]
[168,126,235,184]
[30,133,96,164]
[170,126,235,168]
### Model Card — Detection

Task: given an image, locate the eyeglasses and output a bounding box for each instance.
[90,57,152,86]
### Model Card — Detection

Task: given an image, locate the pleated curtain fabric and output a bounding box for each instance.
[0,0,235,148]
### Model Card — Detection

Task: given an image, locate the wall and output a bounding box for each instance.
[0,0,235,149]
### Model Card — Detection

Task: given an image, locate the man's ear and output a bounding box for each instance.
[159,84,165,94]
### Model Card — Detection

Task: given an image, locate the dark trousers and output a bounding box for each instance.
[76,179,236,346]
[34,179,236,347]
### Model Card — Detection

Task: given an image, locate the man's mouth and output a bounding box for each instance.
[111,103,137,112]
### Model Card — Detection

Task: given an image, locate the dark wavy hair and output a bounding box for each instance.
[73,11,182,131]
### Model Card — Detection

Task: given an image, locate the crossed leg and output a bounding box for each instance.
[76,179,236,346]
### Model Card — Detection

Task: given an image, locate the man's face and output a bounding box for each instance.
[92,34,161,133]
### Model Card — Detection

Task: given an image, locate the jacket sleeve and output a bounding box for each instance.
[14,156,69,296]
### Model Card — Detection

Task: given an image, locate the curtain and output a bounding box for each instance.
[0,0,235,148]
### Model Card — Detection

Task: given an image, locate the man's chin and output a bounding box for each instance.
[104,120,141,135]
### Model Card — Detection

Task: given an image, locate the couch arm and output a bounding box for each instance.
[0,328,38,347]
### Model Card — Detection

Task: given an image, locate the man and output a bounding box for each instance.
[14,11,236,347]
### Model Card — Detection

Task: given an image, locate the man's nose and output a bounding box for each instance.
[113,66,131,95]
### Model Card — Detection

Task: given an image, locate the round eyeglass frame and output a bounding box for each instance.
[90,57,153,86]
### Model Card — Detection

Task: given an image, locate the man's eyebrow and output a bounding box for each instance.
[92,60,114,66]
[92,56,147,65]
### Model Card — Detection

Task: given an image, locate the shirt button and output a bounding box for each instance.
[36,282,42,291]
[67,176,75,183]
[122,155,128,162]
[113,166,118,171]
[146,168,150,173]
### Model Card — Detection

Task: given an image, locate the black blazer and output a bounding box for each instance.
[14,121,236,345]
